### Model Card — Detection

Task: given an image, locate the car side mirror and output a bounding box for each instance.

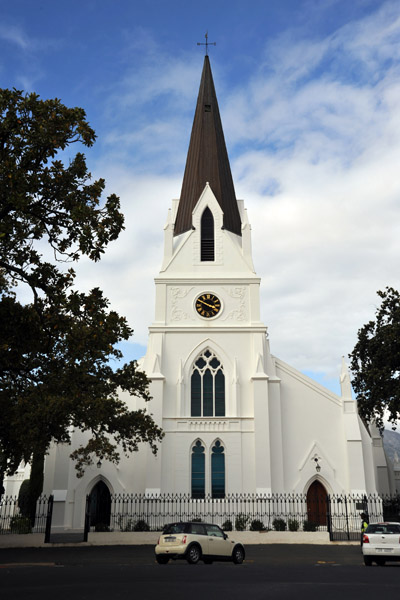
[223,533,228,540]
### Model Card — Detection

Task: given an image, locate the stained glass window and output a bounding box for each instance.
[191,440,205,499]
[190,350,225,417]
[211,441,225,498]
[191,370,201,417]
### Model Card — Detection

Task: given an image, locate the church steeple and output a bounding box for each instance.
[174,55,242,237]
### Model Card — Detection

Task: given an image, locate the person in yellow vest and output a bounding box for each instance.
[360,512,369,545]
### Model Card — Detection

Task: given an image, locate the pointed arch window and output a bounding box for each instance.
[201,207,214,261]
[191,350,225,417]
[211,440,225,498]
[191,440,205,499]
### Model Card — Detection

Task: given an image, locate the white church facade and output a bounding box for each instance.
[6,56,395,530]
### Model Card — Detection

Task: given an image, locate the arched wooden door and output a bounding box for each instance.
[306,480,327,526]
[89,481,111,528]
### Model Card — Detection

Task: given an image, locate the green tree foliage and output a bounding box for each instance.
[0,89,163,497]
[350,287,400,430]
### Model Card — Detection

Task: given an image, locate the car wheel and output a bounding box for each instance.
[376,558,386,566]
[187,544,201,564]
[203,558,213,564]
[232,545,245,564]
[156,555,169,564]
[363,556,372,566]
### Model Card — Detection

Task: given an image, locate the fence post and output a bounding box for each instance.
[344,495,350,540]
[326,495,332,541]
[83,494,91,542]
[44,495,54,543]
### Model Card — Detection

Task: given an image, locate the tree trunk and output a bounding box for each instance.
[0,451,6,497]
[27,451,45,527]
[0,467,5,498]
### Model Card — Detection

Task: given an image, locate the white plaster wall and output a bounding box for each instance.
[3,466,29,497]
[275,359,348,494]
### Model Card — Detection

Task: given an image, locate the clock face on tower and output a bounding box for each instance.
[195,293,221,319]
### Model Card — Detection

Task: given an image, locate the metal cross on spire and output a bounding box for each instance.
[197,32,216,56]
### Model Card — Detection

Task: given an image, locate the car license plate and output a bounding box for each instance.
[164,536,176,542]
[376,548,393,553]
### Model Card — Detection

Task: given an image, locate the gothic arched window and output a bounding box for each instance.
[211,440,225,498]
[191,440,205,499]
[201,207,214,261]
[191,350,225,417]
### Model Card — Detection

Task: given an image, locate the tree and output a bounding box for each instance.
[0,89,163,504]
[350,287,400,430]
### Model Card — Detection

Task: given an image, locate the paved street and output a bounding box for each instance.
[0,544,399,600]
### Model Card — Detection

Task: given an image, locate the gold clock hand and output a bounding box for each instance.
[200,300,216,309]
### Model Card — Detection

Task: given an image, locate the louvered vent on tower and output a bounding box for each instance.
[200,207,214,261]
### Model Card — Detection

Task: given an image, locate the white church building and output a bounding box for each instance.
[6,56,395,530]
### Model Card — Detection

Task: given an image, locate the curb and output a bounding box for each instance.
[0,530,359,549]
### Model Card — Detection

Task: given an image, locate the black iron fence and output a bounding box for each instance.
[0,495,53,536]
[328,493,400,541]
[85,492,400,540]
[3,491,399,541]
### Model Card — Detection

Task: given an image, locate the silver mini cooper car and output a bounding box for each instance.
[155,522,245,565]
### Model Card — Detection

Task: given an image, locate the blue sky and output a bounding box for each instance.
[2,0,400,395]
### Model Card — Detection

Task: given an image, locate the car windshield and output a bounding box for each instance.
[366,524,400,534]
[163,523,188,534]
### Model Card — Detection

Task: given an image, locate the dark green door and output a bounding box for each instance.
[90,481,111,528]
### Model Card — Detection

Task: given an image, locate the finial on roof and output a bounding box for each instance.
[197,32,216,56]
[340,356,353,399]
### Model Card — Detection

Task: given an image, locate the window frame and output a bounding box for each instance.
[190,439,226,499]
[191,439,206,499]
[211,440,225,499]
[190,350,225,417]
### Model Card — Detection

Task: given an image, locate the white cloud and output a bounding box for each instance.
[0,21,56,91]
[97,43,202,173]
[73,169,180,345]
[0,24,30,50]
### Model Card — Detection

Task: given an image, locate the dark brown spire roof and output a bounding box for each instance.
[174,55,242,237]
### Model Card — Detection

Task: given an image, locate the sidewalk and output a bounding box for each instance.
[0,530,358,548]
